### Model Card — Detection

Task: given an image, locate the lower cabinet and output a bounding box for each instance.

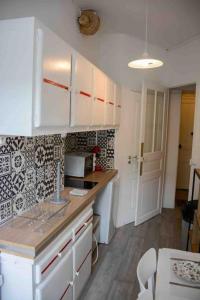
[0,205,93,300]
[73,224,92,300]
[35,250,73,300]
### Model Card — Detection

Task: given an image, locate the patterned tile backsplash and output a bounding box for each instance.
[0,130,115,225]
[0,135,64,225]
[65,129,115,170]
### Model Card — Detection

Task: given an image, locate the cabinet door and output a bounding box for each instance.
[73,224,92,300]
[71,52,93,127]
[105,78,115,126]
[35,250,73,300]
[34,23,71,128]
[92,67,106,126]
[114,84,121,126]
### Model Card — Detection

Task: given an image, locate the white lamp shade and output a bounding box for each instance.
[128,57,164,69]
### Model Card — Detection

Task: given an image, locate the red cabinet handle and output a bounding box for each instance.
[96,97,105,102]
[60,283,71,300]
[59,238,72,253]
[43,78,69,90]
[108,101,114,105]
[80,90,92,98]
[41,238,72,274]
[75,215,93,236]
[77,249,92,272]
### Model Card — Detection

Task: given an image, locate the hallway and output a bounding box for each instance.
[80,208,182,300]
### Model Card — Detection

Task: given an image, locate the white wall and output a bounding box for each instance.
[163,90,181,208]
[1,0,200,91]
[0,0,100,63]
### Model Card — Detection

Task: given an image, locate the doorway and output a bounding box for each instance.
[175,89,196,207]
[163,84,196,209]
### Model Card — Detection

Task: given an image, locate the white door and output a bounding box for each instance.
[115,89,141,227]
[71,52,93,127]
[177,92,195,189]
[135,82,168,226]
[34,23,71,128]
[92,67,106,126]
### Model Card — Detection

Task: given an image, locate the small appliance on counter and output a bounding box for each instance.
[64,152,93,177]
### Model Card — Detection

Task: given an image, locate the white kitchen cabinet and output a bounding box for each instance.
[35,250,73,300]
[73,224,93,300]
[0,205,93,300]
[114,84,122,126]
[92,67,106,126]
[34,22,72,129]
[71,52,93,127]
[105,77,115,126]
[0,17,71,136]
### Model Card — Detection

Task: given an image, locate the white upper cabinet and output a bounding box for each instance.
[34,22,72,129]
[0,17,34,136]
[0,17,120,136]
[0,17,72,136]
[92,67,106,126]
[114,84,122,126]
[70,52,93,127]
[105,77,115,126]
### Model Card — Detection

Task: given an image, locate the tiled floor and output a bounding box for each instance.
[80,208,182,300]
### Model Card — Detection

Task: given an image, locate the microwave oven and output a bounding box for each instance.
[64,152,94,177]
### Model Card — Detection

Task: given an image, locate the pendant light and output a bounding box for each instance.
[128,0,164,69]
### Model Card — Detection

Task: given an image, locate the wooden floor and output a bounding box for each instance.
[80,208,182,300]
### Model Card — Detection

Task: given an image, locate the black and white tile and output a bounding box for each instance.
[0,134,64,224]
[65,129,115,170]
[36,181,46,203]
[13,193,26,215]
[11,150,26,174]
[0,199,13,224]
[35,145,46,168]
[12,171,26,195]
[0,153,11,177]
[0,175,13,202]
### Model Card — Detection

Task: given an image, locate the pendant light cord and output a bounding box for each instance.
[145,0,149,54]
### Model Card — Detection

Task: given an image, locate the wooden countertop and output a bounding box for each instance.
[0,170,118,259]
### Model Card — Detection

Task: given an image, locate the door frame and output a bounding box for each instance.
[163,85,196,209]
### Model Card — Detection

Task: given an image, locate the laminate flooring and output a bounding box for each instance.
[80,208,182,300]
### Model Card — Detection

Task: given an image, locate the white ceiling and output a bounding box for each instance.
[74,0,200,50]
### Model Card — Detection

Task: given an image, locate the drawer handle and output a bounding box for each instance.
[74,269,79,277]
[69,281,73,287]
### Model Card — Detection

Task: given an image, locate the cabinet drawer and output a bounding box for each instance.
[73,253,91,300]
[35,231,73,284]
[35,250,73,300]
[73,208,93,241]
[73,224,92,300]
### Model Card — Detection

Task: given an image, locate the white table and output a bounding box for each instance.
[156,248,200,300]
